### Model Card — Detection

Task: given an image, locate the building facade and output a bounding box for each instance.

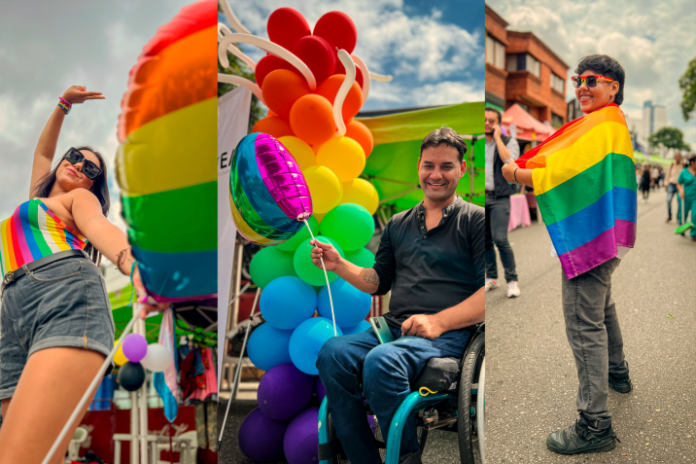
[485,5,569,129]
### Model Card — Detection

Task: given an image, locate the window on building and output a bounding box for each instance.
[551,112,564,129]
[506,53,541,77]
[551,73,564,94]
[486,35,506,70]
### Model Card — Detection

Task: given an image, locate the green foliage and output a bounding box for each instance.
[679,56,696,122]
[649,126,691,152]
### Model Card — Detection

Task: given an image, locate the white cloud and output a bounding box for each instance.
[488,0,696,147]
[369,80,484,106]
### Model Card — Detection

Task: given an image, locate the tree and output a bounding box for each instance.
[649,127,691,153]
[679,56,696,122]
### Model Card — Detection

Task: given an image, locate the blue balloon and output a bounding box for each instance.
[260,276,318,330]
[340,319,371,335]
[318,278,372,328]
[248,323,293,372]
[289,317,343,375]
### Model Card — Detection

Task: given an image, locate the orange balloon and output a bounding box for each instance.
[267,110,277,117]
[289,94,336,146]
[317,75,363,121]
[252,115,294,138]
[345,119,374,157]
[262,69,310,119]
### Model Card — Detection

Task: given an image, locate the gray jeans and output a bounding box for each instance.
[485,195,518,282]
[561,258,628,429]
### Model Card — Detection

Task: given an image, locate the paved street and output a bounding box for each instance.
[486,189,696,463]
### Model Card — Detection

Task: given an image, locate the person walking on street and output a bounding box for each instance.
[676,155,696,241]
[484,108,521,298]
[639,163,651,203]
[665,152,684,222]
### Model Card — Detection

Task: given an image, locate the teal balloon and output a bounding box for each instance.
[249,246,296,289]
[248,323,293,372]
[293,235,344,286]
[344,247,376,269]
[341,319,371,335]
[319,203,375,251]
[289,317,343,375]
[277,216,319,252]
[260,276,317,330]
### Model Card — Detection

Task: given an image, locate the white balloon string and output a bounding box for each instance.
[304,219,338,337]
[369,72,393,82]
[218,24,257,71]
[42,313,140,464]
[351,54,370,104]
[219,0,251,34]
[218,33,317,91]
[218,74,265,104]
[334,49,357,138]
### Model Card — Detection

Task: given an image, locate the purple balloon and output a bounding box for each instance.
[259,363,314,420]
[283,407,319,464]
[239,407,290,463]
[368,414,377,435]
[256,133,313,221]
[315,376,326,404]
[122,333,148,363]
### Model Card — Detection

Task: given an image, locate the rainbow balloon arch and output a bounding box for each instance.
[218,2,484,463]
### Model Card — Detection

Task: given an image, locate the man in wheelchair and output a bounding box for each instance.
[312,127,485,464]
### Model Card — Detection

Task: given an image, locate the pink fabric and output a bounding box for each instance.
[188,347,218,402]
[508,194,531,232]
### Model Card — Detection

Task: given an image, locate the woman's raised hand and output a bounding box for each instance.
[62,85,105,104]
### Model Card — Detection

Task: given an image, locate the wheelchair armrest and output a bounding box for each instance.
[412,357,461,392]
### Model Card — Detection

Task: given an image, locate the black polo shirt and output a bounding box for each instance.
[373,196,485,329]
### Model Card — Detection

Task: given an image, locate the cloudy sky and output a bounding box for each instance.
[0,0,193,226]
[224,0,486,111]
[487,0,696,148]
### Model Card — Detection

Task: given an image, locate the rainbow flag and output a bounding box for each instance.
[518,104,637,279]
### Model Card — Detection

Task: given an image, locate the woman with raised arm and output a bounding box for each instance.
[0,86,164,464]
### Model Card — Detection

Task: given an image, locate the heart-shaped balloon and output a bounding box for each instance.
[292,36,335,86]
[267,7,310,51]
[313,11,358,53]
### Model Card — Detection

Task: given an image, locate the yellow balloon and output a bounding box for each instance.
[277,136,316,170]
[303,165,343,214]
[341,178,380,215]
[114,340,128,367]
[316,137,366,182]
[314,212,326,225]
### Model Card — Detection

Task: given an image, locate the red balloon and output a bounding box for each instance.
[334,60,364,88]
[267,8,311,51]
[292,36,335,86]
[255,55,297,87]
[313,11,358,53]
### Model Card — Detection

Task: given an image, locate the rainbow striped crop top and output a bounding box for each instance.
[1,198,87,276]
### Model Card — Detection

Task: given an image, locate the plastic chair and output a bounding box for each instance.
[67,426,89,460]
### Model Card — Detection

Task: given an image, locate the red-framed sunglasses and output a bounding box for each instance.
[571,75,615,88]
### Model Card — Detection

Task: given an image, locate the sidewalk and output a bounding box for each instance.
[485,189,696,463]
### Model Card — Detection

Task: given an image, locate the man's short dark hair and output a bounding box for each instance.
[575,54,625,106]
[420,127,467,164]
[485,107,502,124]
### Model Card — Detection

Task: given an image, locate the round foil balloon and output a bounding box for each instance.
[230,133,313,245]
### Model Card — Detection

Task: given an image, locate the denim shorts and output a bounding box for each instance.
[0,256,115,400]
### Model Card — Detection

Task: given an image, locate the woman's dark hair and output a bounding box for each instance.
[689,154,696,166]
[420,127,467,164]
[31,146,110,265]
[575,54,625,106]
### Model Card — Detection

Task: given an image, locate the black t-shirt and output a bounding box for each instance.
[372,196,485,329]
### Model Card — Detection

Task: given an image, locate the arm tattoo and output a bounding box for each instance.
[88,214,105,221]
[363,269,380,287]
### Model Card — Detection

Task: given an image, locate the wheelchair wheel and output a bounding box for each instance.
[458,332,485,464]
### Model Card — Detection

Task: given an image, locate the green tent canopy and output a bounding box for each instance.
[357,102,485,214]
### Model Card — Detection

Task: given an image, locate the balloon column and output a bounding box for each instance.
[116,333,171,392]
[219,5,383,463]
[116,0,217,301]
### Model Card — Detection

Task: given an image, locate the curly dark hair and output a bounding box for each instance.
[575,54,626,106]
[420,127,467,164]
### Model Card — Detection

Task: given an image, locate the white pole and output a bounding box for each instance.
[303,219,338,336]
[138,316,149,464]
[130,390,139,464]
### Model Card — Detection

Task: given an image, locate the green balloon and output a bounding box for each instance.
[293,235,344,286]
[345,247,376,269]
[319,203,375,251]
[276,216,319,252]
[249,246,296,289]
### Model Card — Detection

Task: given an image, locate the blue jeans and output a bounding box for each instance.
[666,183,683,222]
[317,326,471,464]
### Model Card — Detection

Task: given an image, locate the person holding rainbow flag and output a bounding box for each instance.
[501,55,636,455]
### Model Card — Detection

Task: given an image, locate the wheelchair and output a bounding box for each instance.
[319,323,485,464]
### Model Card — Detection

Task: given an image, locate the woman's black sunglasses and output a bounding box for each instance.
[63,148,102,181]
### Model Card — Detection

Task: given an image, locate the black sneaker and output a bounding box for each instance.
[609,371,633,393]
[546,422,619,455]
